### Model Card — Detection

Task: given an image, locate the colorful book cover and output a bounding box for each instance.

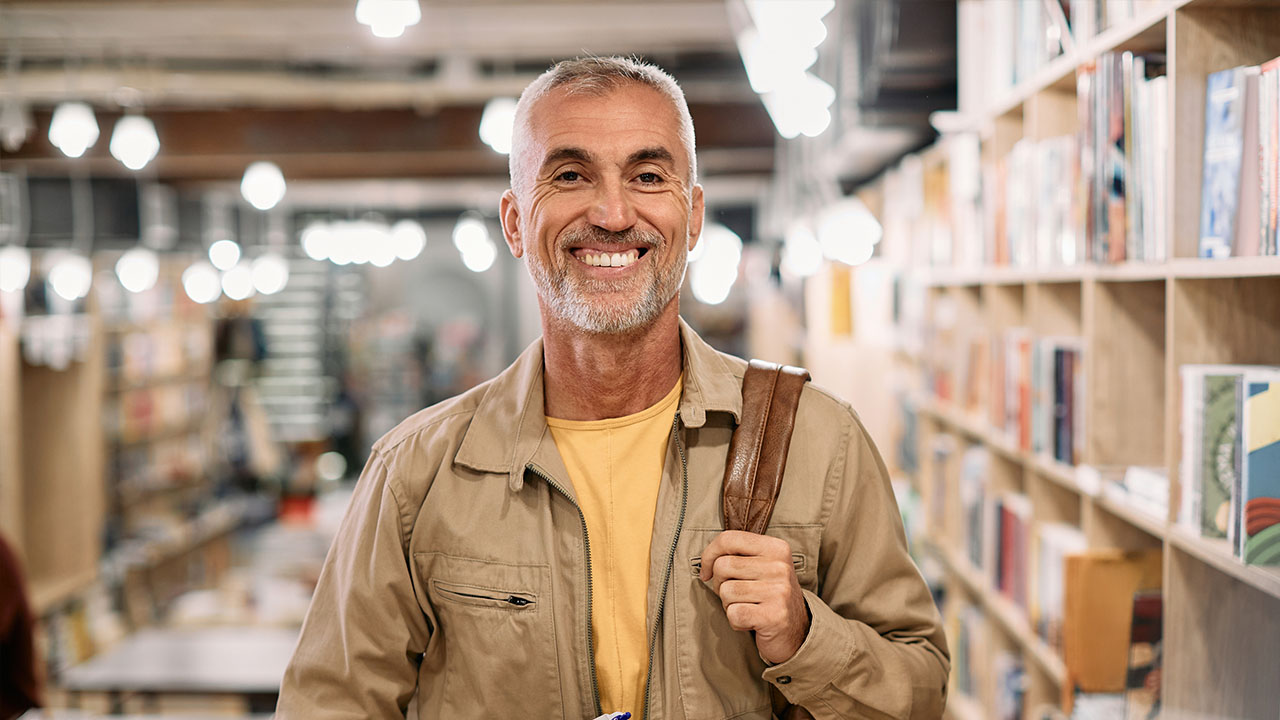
[1107,51,1127,263]
[1200,374,1241,540]
[1241,371,1280,565]
[1199,66,1247,258]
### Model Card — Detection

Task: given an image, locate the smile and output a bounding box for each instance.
[573,248,645,268]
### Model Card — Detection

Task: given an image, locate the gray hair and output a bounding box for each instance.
[508,56,698,199]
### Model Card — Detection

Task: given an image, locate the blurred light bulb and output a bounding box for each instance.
[317,451,348,482]
[0,99,33,153]
[782,222,823,277]
[461,240,496,272]
[115,247,159,293]
[221,264,255,301]
[391,219,426,260]
[818,198,883,265]
[48,253,93,301]
[182,261,221,304]
[251,254,289,295]
[209,239,242,271]
[0,246,32,292]
[689,223,743,305]
[301,222,333,261]
[48,102,99,158]
[452,215,489,253]
[109,115,160,171]
[240,161,286,211]
[479,97,517,154]
[355,0,421,38]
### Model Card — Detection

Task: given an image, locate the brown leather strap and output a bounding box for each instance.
[722,359,811,535]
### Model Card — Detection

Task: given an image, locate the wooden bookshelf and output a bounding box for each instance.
[848,1,1280,717]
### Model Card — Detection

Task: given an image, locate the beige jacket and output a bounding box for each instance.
[277,321,949,719]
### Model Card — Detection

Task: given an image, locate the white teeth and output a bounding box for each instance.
[578,250,639,268]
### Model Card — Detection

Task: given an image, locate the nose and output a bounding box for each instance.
[586,177,637,233]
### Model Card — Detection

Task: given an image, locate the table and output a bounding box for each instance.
[58,627,298,714]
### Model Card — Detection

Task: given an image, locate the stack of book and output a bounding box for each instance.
[1078,51,1169,264]
[1198,56,1280,259]
[1031,522,1088,652]
[992,492,1033,611]
[1179,365,1280,565]
[988,330,1086,462]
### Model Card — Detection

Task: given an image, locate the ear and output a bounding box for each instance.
[687,184,706,253]
[499,189,524,258]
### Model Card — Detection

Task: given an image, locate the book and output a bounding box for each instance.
[1240,369,1280,565]
[1123,591,1162,720]
[1201,373,1243,540]
[1199,66,1251,258]
[1063,549,1163,692]
[959,445,990,570]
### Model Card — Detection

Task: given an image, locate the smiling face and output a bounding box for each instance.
[500,82,705,335]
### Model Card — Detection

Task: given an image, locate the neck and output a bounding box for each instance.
[541,301,684,421]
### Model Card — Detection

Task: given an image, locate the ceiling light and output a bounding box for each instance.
[782,222,823,277]
[461,239,497,273]
[109,115,160,171]
[452,215,489,254]
[48,102,99,158]
[355,0,421,38]
[689,223,743,305]
[0,246,31,292]
[817,197,883,265]
[479,97,517,154]
[301,222,334,261]
[182,262,221,304]
[115,247,159,293]
[209,239,242,271]
[251,254,289,295]
[0,99,33,153]
[47,252,93,301]
[240,161,287,211]
[391,219,426,261]
[221,263,255,301]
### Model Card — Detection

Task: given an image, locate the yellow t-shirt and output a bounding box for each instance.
[546,376,682,719]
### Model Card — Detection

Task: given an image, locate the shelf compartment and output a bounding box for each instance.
[1164,538,1280,717]
[930,540,1069,687]
[1087,280,1167,468]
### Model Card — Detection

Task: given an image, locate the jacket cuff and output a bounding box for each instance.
[760,589,856,703]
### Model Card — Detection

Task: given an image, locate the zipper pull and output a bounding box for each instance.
[506,595,531,607]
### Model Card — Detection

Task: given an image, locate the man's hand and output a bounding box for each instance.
[699,530,810,664]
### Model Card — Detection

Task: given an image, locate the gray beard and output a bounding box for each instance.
[527,225,686,335]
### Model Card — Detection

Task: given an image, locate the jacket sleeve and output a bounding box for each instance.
[277,449,432,718]
[761,408,950,719]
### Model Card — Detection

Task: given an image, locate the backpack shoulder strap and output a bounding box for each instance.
[722,359,811,535]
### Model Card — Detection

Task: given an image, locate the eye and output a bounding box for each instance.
[636,172,663,184]
[556,170,581,182]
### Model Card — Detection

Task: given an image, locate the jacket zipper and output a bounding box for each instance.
[526,462,602,718]
[436,586,533,607]
[642,412,689,720]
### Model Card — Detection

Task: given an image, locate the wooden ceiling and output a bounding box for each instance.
[0,0,773,184]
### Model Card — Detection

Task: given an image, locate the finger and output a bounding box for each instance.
[699,531,789,581]
[724,601,762,633]
[716,579,770,607]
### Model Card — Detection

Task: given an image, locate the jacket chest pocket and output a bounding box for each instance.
[674,525,822,720]
[415,553,561,717]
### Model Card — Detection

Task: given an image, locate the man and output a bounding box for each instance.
[278,56,948,719]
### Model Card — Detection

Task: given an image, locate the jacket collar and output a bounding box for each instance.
[453,317,742,490]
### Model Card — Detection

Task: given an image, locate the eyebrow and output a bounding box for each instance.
[538,145,678,176]
[539,147,594,175]
[627,146,676,166]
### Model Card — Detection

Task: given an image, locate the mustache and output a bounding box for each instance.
[558,225,663,250]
